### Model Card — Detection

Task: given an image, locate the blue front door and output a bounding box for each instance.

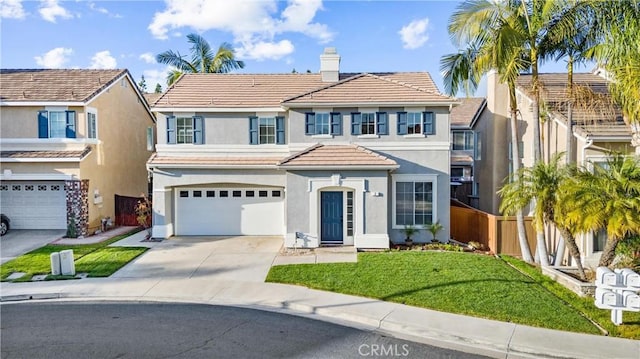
[321,191,343,243]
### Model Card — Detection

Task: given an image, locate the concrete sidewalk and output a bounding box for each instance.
[1,276,638,359]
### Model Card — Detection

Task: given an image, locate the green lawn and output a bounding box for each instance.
[1,230,147,282]
[267,251,639,339]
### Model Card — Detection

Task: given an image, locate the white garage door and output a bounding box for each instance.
[0,181,67,229]
[175,188,284,236]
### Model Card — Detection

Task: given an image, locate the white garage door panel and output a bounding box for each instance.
[0,182,67,229]
[176,189,284,236]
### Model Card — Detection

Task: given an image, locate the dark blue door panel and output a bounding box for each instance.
[321,192,343,243]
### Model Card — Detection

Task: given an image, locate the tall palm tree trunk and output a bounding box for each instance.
[598,236,622,267]
[509,86,534,263]
[558,227,586,280]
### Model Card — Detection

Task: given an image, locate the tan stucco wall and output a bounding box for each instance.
[0,162,80,177]
[80,77,154,231]
[0,106,86,138]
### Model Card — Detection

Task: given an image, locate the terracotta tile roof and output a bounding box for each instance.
[143,92,162,106]
[147,153,282,167]
[282,73,454,105]
[0,147,91,159]
[0,69,127,102]
[152,72,454,108]
[451,153,474,165]
[516,73,630,138]
[450,97,486,127]
[152,73,327,107]
[278,144,398,168]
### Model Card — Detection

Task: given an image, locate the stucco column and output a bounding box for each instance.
[151,188,173,239]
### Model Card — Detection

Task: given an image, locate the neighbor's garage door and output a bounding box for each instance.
[0,181,67,229]
[175,188,284,236]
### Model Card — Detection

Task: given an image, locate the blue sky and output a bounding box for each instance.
[0,0,591,95]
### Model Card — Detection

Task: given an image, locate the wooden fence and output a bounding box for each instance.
[450,203,536,257]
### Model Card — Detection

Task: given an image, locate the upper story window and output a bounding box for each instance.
[351,112,388,136]
[87,111,97,139]
[398,112,434,135]
[166,116,204,144]
[452,130,474,150]
[38,110,76,138]
[249,116,285,145]
[305,112,342,136]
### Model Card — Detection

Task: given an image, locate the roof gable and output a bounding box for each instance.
[450,97,486,128]
[0,69,127,103]
[278,144,398,168]
[282,72,454,105]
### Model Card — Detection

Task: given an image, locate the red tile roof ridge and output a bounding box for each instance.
[278,143,324,165]
[281,74,369,103]
[352,144,393,162]
[365,72,445,97]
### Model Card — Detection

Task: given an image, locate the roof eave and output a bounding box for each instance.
[277,164,399,170]
[282,101,460,108]
[147,163,279,169]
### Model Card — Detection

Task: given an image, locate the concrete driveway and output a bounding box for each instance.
[1,230,65,264]
[111,236,282,282]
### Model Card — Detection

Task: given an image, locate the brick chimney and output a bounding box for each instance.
[320,47,340,82]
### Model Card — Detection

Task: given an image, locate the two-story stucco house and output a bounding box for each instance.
[0,69,155,236]
[481,70,635,266]
[148,49,457,248]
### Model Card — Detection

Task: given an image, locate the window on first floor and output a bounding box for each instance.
[38,110,76,138]
[397,112,435,135]
[87,111,97,139]
[305,112,342,135]
[166,116,204,144]
[351,112,388,135]
[395,180,434,227]
[249,116,285,144]
[452,130,474,150]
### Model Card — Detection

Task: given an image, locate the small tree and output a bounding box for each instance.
[154,83,162,93]
[426,221,444,243]
[138,75,147,92]
[135,194,152,239]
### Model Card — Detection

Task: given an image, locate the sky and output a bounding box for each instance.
[0,0,593,96]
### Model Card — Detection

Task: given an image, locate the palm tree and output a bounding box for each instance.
[156,33,245,86]
[588,1,640,154]
[560,155,640,267]
[441,0,534,263]
[499,153,586,278]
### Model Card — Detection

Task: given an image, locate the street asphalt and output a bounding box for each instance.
[1,231,638,359]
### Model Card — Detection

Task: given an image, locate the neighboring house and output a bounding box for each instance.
[0,69,155,236]
[449,97,486,207]
[485,71,634,266]
[148,48,458,248]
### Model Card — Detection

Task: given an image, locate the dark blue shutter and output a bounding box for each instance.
[38,111,49,138]
[376,112,388,135]
[249,116,258,145]
[276,116,285,144]
[65,111,76,138]
[305,113,315,135]
[397,112,407,135]
[330,113,342,135]
[423,112,434,135]
[351,113,361,135]
[193,116,204,144]
[166,116,176,144]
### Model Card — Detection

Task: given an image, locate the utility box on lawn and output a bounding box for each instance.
[59,249,75,276]
[50,252,61,275]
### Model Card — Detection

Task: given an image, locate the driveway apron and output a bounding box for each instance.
[111,236,282,282]
[1,230,65,264]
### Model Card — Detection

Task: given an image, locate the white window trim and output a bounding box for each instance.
[86,107,98,140]
[391,174,438,229]
[403,134,426,139]
[357,134,380,139]
[312,134,334,139]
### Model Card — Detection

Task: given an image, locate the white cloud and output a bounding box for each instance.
[39,0,72,23]
[142,66,175,90]
[1,0,26,19]
[34,47,73,68]
[148,0,333,60]
[139,52,156,64]
[88,2,122,18]
[399,18,430,50]
[236,40,294,61]
[89,50,117,69]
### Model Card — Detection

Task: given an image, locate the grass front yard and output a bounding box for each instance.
[267,251,640,339]
[1,230,147,282]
